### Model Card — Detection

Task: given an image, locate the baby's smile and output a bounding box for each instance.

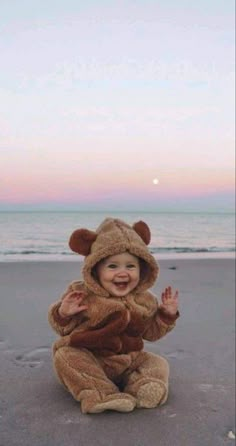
[113,280,129,289]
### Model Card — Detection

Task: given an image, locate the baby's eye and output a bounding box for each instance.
[127,264,136,269]
[107,263,117,269]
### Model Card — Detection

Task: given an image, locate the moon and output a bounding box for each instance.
[152,178,159,185]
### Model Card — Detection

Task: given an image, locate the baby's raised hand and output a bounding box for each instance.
[59,290,88,318]
[161,286,179,316]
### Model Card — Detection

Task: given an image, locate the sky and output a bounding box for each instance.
[0,0,235,212]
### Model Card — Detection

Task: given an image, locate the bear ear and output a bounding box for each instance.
[69,229,97,256]
[133,221,151,245]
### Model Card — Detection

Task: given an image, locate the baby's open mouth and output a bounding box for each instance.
[113,281,129,288]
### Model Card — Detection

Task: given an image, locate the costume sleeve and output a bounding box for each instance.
[48,281,85,336]
[143,302,179,342]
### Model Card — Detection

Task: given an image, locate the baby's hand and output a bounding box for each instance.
[160,286,179,316]
[59,290,88,318]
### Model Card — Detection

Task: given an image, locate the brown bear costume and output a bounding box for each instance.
[48,218,179,413]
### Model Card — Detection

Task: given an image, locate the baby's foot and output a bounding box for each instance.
[136,380,168,408]
[81,391,136,414]
[125,378,168,409]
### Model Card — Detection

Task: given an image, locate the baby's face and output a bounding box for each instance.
[96,252,140,297]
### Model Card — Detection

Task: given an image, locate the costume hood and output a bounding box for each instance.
[69,218,159,297]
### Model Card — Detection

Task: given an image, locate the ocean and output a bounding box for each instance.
[0,211,235,262]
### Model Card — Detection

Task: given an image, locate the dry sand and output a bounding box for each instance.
[0,259,235,446]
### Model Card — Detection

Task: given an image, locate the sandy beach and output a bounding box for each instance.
[0,258,235,446]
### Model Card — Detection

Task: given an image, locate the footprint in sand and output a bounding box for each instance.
[15,347,51,368]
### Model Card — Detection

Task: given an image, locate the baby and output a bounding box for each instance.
[48,218,179,414]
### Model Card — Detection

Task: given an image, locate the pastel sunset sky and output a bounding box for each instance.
[1,0,235,211]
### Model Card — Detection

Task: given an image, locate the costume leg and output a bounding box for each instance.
[123,351,169,408]
[53,346,136,414]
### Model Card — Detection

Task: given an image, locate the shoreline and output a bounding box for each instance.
[0,251,235,263]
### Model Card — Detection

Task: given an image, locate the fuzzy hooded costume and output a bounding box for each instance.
[48,218,179,413]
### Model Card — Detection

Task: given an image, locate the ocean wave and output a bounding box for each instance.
[1,246,235,257]
[150,247,236,254]
[1,250,72,256]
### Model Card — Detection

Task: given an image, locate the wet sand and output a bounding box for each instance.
[0,259,235,446]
